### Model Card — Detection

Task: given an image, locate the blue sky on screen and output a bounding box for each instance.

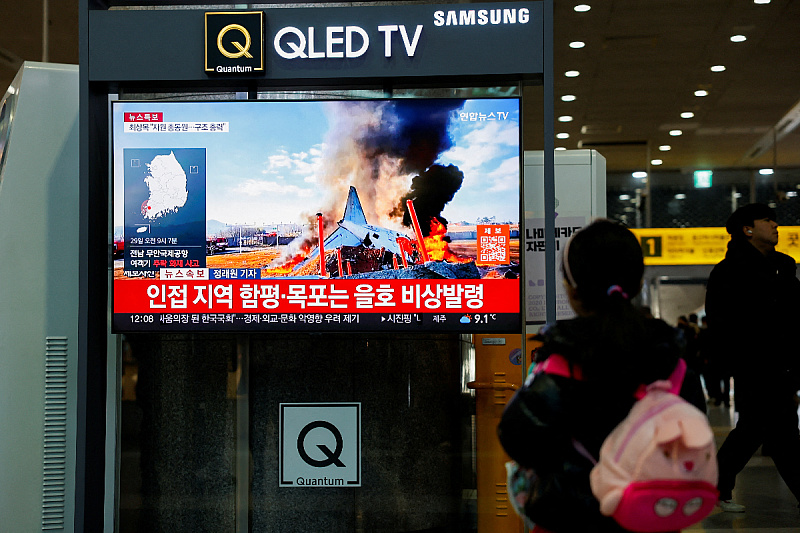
[113,98,520,230]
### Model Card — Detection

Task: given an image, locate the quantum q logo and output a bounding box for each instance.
[217,24,252,59]
[205,11,264,74]
[280,403,361,488]
[297,421,345,467]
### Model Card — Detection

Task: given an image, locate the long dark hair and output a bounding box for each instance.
[561,219,661,387]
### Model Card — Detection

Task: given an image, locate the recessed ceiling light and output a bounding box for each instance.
[659,145,671,151]
[619,194,631,200]
[674,194,687,200]
[574,4,591,12]
[558,115,574,122]
[561,94,577,102]
[710,65,726,72]
[555,147,567,151]
[694,90,709,97]
[632,171,648,179]
[669,130,683,136]
[681,112,695,119]
[556,133,570,139]
[651,159,663,165]
[759,168,774,175]
[569,41,585,49]
[787,191,798,198]
[754,0,770,4]
[730,35,747,42]
[565,70,580,77]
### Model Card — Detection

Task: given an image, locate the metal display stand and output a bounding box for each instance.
[78,2,554,530]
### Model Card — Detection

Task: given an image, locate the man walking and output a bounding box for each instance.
[705,203,800,512]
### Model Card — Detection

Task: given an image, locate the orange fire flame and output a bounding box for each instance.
[262,242,313,276]
[422,218,470,263]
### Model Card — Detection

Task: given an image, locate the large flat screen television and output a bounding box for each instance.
[112,97,521,332]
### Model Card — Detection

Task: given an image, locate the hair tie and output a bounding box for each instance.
[607,285,629,300]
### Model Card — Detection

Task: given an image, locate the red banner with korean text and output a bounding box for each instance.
[114,278,519,314]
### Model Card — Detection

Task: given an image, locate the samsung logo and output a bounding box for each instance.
[433,8,530,26]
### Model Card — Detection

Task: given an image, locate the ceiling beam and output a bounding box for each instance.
[740,98,800,164]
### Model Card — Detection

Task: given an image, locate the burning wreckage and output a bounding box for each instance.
[260,99,519,281]
[277,186,518,281]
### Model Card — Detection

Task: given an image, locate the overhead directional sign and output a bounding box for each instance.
[279,403,361,488]
[631,226,800,265]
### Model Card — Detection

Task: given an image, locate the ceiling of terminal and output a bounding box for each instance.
[1,1,799,174]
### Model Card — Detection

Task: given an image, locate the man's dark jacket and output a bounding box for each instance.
[704,237,800,398]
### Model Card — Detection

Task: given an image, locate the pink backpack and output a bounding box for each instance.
[541,356,718,532]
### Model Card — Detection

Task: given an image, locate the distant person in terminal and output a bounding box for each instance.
[697,315,731,407]
[676,314,702,378]
[498,219,707,532]
[705,203,800,513]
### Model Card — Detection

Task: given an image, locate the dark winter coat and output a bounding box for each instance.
[704,237,800,402]
[497,317,689,533]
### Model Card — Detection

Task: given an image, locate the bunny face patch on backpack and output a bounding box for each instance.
[589,370,718,533]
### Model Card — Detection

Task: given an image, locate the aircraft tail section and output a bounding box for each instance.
[342,186,368,226]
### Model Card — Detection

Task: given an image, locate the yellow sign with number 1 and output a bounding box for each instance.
[630,226,800,265]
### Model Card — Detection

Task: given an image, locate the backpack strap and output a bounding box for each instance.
[537,354,584,381]
[668,357,688,392]
[541,355,686,398]
[634,357,687,400]
[536,355,596,464]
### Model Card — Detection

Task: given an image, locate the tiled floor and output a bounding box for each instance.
[687,402,800,532]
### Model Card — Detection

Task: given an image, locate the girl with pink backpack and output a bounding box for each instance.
[498,219,715,533]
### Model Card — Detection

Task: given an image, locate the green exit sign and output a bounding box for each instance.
[694,170,712,188]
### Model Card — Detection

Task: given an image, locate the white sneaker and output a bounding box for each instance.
[717,499,745,513]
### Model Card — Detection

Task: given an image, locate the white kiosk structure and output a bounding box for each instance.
[0,62,80,532]
[524,149,607,332]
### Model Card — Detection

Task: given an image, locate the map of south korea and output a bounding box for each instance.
[141,151,188,220]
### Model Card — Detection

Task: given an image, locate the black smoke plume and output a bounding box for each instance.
[359,99,465,175]
[398,164,464,236]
